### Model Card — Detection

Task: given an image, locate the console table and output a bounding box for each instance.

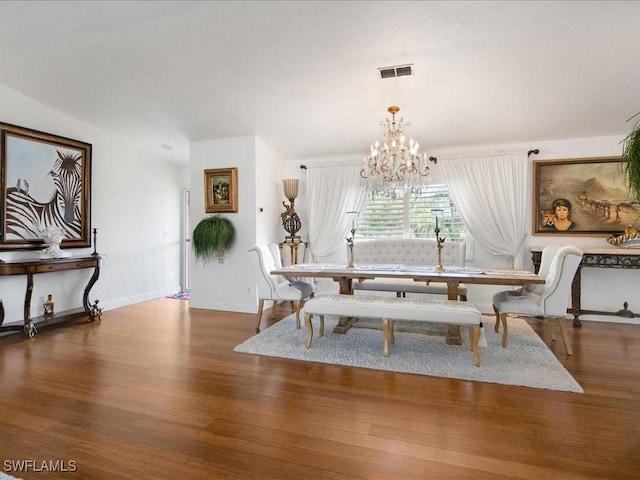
[0,255,103,337]
[530,246,640,327]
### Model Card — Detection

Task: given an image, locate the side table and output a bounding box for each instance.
[279,241,308,265]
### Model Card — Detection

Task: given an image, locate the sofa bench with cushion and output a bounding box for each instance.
[351,238,467,300]
[302,294,482,366]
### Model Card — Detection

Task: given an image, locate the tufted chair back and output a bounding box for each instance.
[248,244,315,331]
[494,245,583,355]
[525,244,560,295]
[539,245,584,316]
[249,244,280,299]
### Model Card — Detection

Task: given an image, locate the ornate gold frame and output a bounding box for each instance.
[533,156,638,235]
[204,167,238,213]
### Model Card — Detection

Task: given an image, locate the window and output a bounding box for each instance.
[357,184,468,243]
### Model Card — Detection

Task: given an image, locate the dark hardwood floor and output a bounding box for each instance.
[0,298,639,479]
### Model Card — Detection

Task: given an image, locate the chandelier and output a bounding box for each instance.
[361,106,437,194]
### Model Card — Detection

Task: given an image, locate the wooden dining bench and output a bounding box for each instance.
[302,294,483,367]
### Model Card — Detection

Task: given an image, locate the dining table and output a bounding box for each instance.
[271,263,545,345]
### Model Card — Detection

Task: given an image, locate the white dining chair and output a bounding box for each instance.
[493,245,583,355]
[248,244,315,331]
[492,244,560,332]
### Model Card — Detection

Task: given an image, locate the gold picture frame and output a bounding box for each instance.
[204,167,238,213]
[533,156,639,235]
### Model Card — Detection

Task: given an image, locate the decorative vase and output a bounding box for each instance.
[43,294,54,315]
[39,225,72,259]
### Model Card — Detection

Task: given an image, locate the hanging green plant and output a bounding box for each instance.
[192,214,236,263]
[621,112,640,203]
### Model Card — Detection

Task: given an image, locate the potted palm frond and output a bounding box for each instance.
[192,214,236,263]
[608,113,640,247]
[621,112,640,203]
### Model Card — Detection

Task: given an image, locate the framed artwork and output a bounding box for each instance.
[533,156,639,235]
[0,122,92,250]
[204,167,238,213]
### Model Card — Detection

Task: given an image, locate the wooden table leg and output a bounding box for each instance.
[446,280,462,346]
[333,276,355,334]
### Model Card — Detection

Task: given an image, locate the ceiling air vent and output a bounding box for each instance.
[378,64,413,79]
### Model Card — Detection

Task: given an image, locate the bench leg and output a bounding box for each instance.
[389,319,395,344]
[382,318,390,357]
[319,314,325,338]
[305,313,313,348]
[471,325,481,367]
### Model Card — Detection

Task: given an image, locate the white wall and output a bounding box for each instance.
[189,136,255,313]
[255,136,288,244]
[188,136,287,314]
[0,85,188,327]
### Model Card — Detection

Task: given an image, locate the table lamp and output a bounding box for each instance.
[281,179,302,242]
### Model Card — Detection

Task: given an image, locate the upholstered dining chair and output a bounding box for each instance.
[493,245,583,355]
[248,244,315,331]
[492,244,560,332]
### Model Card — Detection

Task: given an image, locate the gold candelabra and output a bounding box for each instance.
[435,215,446,272]
[346,211,357,268]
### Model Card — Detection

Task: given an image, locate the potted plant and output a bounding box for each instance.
[609,113,640,247]
[621,112,640,203]
[192,214,236,263]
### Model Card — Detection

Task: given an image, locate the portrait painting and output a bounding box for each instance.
[533,157,639,235]
[204,167,238,213]
[0,122,92,250]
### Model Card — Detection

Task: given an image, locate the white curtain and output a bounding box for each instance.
[306,162,366,261]
[439,149,528,268]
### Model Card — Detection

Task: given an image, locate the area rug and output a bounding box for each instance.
[234,314,583,393]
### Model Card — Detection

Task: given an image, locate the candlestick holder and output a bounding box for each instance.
[91,228,99,256]
[435,222,446,272]
[346,211,358,268]
[346,226,356,268]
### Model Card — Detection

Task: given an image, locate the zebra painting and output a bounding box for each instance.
[5,151,83,240]
[1,122,92,250]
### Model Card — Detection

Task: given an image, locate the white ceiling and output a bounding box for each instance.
[1,1,639,165]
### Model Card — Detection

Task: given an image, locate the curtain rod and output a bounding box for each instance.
[301,149,539,168]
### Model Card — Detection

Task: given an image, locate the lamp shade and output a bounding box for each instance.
[283,179,299,200]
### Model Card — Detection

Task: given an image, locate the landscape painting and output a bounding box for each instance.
[533,157,639,235]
